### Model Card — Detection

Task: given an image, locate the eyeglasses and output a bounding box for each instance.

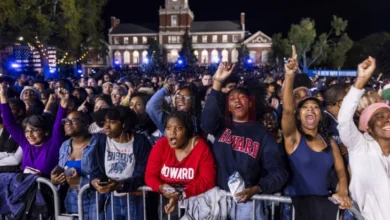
[175,94,192,100]
[111,94,121,98]
[62,118,82,125]
[373,112,390,121]
[24,129,42,135]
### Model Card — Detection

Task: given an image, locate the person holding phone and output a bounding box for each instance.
[0,84,68,177]
[51,111,104,219]
[145,111,215,218]
[90,106,151,220]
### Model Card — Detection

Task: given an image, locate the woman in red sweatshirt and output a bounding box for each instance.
[145,111,216,215]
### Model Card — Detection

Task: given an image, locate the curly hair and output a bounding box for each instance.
[105,106,138,132]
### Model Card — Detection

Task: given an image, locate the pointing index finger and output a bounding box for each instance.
[292,45,297,59]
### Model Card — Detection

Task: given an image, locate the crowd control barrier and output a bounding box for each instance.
[77,185,296,220]
[5,178,362,220]
[36,177,61,220]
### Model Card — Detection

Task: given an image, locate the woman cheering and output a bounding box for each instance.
[145,111,215,216]
[338,57,390,220]
[201,62,288,220]
[0,84,68,177]
[281,46,351,215]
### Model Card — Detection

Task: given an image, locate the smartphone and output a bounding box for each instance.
[163,187,176,193]
[51,165,64,175]
[98,181,109,186]
[328,197,340,205]
[64,168,75,177]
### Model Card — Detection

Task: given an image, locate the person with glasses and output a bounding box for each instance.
[51,111,104,219]
[146,79,202,136]
[338,57,390,220]
[0,84,68,177]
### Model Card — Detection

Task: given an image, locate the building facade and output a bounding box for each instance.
[108,0,272,66]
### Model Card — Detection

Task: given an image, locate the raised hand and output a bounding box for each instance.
[357,56,376,79]
[48,94,58,104]
[0,83,8,97]
[284,45,298,76]
[214,62,235,82]
[163,76,176,94]
[77,100,88,113]
[355,56,376,89]
[57,88,69,100]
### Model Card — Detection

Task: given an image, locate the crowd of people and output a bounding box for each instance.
[0,45,389,220]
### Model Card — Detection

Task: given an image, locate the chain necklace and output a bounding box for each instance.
[72,136,91,150]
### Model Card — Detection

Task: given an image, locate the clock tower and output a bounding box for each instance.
[159,0,194,33]
[165,0,189,10]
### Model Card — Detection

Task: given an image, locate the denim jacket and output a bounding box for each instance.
[58,135,98,188]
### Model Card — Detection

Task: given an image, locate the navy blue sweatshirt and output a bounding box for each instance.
[201,89,288,194]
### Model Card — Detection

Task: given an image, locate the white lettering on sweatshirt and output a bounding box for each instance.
[161,164,194,180]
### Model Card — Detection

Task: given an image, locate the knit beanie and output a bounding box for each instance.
[20,86,41,100]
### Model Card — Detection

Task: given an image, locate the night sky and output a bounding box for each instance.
[103,0,390,41]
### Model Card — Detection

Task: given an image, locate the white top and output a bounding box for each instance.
[338,86,390,220]
[0,128,22,166]
[105,138,136,197]
[105,138,135,181]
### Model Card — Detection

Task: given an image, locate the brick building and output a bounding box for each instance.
[108,0,272,66]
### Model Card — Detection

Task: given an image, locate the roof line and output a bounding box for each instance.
[243,31,272,44]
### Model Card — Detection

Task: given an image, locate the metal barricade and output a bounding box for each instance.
[36,177,61,220]
[78,185,150,220]
[77,185,296,220]
[75,185,364,220]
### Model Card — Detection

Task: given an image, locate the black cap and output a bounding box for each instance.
[297,97,322,109]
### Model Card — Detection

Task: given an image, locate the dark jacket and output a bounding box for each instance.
[90,133,152,193]
[0,173,47,220]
